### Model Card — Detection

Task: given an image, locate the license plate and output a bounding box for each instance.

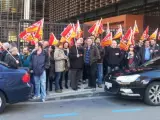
[105,82,112,89]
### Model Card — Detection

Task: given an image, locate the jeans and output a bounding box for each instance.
[55,72,62,90]
[34,71,46,100]
[97,63,103,84]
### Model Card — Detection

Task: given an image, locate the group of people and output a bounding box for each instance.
[0,37,159,102]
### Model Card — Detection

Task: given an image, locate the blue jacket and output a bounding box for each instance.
[30,50,50,76]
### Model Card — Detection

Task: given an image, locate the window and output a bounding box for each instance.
[142,57,160,67]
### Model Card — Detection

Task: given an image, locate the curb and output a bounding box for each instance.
[28,90,109,102]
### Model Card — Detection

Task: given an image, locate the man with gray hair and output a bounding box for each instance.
[0,42,10,62]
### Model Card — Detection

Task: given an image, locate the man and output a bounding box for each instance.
[69,39,84,91]
[30,42,50,102]
[20,47,31,67]
[84,38,100,89]
[150,39,160,58]
[43,41,50,93]
[140,40,152,64]
[95,38,105,88]
[0,42,10,62]
[104,40,122,74]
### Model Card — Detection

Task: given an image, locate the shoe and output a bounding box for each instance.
[42,99,45,102]
[32,96,40,100]
[72,88,78,91]
[55,90,62,93]
[84,86,92,89]
[78,87,81,89]
[98,84,102,88]
[65,85,69,89]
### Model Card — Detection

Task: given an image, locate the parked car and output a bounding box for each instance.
[0,62,32,113]
[104,57,160,106]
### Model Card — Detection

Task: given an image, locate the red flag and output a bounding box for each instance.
[61,24,76,44]
[140,26,149,41]
[133,20,139,34]
[122,27,132,41]
[149,28,158,40]
[75,20,83,39]
[88,18,104,37]
[113,25,123,39]
[19,30,27,38]
[49,33,59,46]
[101,32,112,47]
[35,18,44,40]
[119,41,129,51]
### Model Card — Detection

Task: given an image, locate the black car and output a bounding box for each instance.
[104,57,160,106]
[0,62,32,113]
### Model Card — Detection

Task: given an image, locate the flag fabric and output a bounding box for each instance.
[149,28,158,40]
[106,22,110,34]
[61,24,76,44]
[113,25,123,39]
[122,27,132,41]
[127,29,134,46]
[133,20,139,34]
[35,18,44,40]
[75,20,83,39]
[19,18,44,42]
[49,33,59,46]
[119,41,129,51]
[101,32,112,47]
[140,26,149,41]
[88,18,104,37]
[158,32,160,40]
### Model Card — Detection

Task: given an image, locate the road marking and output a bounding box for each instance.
[43,112,78,118]
[112,108,143,113]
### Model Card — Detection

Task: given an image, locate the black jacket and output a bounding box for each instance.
[1,50,8,62]
[104,46,122,67]
[125,52,141,68]
[5,54,21,69]
[150,44,160,58]
[69,45,84,69]
[30,50,50,76]
[97,45,105,63]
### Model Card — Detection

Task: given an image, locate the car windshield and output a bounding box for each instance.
[141,57,160,67]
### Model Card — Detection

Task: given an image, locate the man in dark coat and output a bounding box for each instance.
[150,39,160,58]
[69,39,84,91]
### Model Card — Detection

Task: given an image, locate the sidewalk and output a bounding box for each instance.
[29,83,106,102]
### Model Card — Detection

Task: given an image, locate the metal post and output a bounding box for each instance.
[34,0,36,20]
[42,0,45,18]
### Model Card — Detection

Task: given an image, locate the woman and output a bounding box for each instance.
[63,42,70,89]
[49,46,55,91]
[5,47,21,69]
[126,45,141,69]
[54,43,67,93]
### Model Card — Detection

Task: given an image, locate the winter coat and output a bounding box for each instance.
[96,44,105,63]
[30,50,50,76]
[84,45,100,65]
[20,54,31,67]
[54,48,67,72]
[5,54,21,69]
[69,45,84,69]
[125,51,141,69]
[104,46,123,67]
[150,44,160,58]
[49,51,55,78]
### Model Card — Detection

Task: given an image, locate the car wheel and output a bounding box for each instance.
[0,91,6,113]
[144,82,160,106]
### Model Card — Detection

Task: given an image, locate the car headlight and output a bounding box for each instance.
[116,74,140,84]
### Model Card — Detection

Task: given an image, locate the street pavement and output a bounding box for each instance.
[1,96,160,120]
